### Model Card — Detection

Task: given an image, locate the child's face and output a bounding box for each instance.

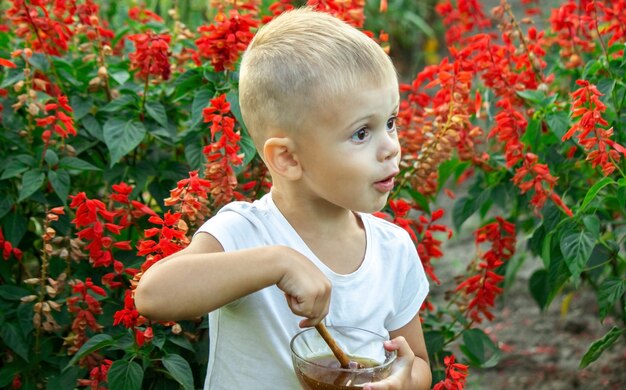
[294,79,401,213]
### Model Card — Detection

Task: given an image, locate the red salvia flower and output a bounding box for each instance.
[113,289,145,330]
[435,0,492,46]
[433,354,469,390]
[0,227,24,261]
[137,211,190,272]
[511,153,572,217]
[375,200,452,284]
[128,31,172,81]
[194,10,258,72]
[76,0,115,43]
[165,171,213,226]
[563,80,625,176]
[128,5,164,23]
[7,0,75,56]
[66,278,106,355]
[37,93,76,143]
[456,217,516,323]
[307,0,366,28]
[77,359,112,390]
[489,98,527,167]
[69,192,131,270]
[202,94,247,206]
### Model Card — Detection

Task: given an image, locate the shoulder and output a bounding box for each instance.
[362,213,414,245]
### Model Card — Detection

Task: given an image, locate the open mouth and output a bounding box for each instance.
[374,173,397,192]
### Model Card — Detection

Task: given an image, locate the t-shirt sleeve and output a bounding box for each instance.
[194,208,263,252]
[386,235,430,331]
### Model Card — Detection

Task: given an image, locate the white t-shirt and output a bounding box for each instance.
[196,193,429,389]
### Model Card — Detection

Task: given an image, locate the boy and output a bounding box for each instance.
[135,8,431,389]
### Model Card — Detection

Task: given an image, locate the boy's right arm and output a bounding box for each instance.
[134,232,331,326]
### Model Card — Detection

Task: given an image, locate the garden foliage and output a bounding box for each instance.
[0,0,624,389]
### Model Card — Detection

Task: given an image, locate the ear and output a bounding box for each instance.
[263,137,302,180]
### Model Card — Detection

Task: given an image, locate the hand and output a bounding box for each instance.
[275,246,332,327]
[363,337,416,390]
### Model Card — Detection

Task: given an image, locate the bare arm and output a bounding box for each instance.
[134,233,331,324]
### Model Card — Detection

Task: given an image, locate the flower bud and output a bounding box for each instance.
[98,66,108,78]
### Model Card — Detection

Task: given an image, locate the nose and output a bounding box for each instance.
[377,131,400,162]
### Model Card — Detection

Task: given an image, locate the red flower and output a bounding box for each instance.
[201,94,246,206]
[129,6,164,23]
[36,94,76,142]
[113,290,140,328]
[7,0,75,56]
[0,228,23,261]
[435,0,492,46]
[77,359,112,390]
[563,80,624,176]
[194,10,258,72]
[456,217,515,323]
[433,354,469,390]
[0,58,16,68]
[128,31,172,80]
[307,0,366,28]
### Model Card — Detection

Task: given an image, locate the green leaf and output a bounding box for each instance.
[100,94,136,113]
[460,328,501,368]
[103,118,146,165]
[516,89,546,104]
[65,334,114,370]
[173,68,204,100]
[560,225,595,281]
[48,170,70,204]
[579,327,624,368]
[0,323,29,362]
[59,157,101,172]
[1,157,31,180]
[107,360,143,390]
[0,197,14,219]
[237,133,257,170]
[0,69,25,88]
[46,366,79,390]
[70,95,93,120]
[44,149,59,167]
[145,101,168,127]
[521,118,541,150]
[226,91,247,133]
[81,115,104,141]
[529,269,550,310]
[545,111,570,139]
[598,278,626,320]
[1,212,28,245]
[162,354,194,390]
[191,88,213,130]
[18,169,45,202]
[424,331,445,356]
[578,177,615,213]
[109,70,131,86]
[0,285,30,301]
[405,11,435,37]
[26,53,49,72]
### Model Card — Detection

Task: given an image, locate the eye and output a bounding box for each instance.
[351,127,370,143]
[386,116,397,132]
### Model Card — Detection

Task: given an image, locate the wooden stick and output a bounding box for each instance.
[315,323,352,369]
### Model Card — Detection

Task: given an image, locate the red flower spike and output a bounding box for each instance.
[194,10,258,72]
[456,217,516,323]
[128,31,172,81]
[433,354,469,390]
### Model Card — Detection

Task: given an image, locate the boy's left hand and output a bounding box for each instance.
[363,337,416,390]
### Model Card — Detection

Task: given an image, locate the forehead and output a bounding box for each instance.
[305,79,400,131]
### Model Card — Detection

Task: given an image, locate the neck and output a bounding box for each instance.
[270,185,359,236]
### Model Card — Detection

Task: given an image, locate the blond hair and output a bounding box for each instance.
[239,8,397,150]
